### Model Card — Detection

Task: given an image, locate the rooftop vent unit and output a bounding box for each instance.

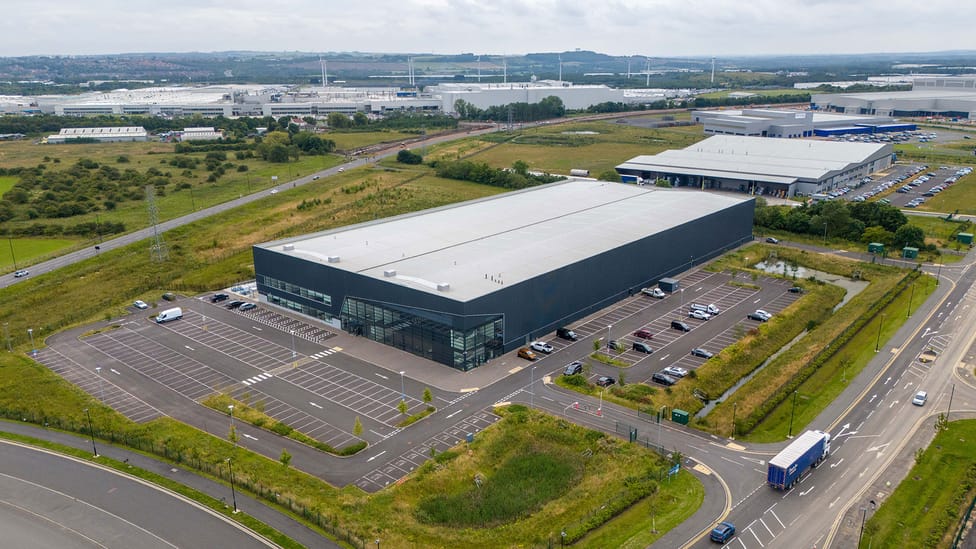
[437,282,451,292]
[384,269,397,277]
[327,255,341,263]
[282,244,294,251]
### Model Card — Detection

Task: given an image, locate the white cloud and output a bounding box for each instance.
[1,0,973,56]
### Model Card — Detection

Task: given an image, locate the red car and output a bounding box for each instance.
[634,329,653,340]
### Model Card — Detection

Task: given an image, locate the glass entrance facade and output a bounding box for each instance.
[340,297,503,371]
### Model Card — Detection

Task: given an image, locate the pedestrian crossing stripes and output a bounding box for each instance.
[310,347,341,360]
[242,372,274,386]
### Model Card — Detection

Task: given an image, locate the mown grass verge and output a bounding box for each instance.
[864,419,976,548]
[397,406,436,428]
[202,393,367,456]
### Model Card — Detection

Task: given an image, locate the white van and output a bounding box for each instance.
[689,303,720,315]
[155,307,183,323]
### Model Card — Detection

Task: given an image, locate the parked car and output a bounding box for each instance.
[607,340,626,352]
[670,320,691,332]
[530,341,553,354]
[596,376,616,387]
[226,300,245,309]
[912,390,927,406]
[211,292,229,303]
[652,372,678,386]
[748,310,772,322]
[765,237,779,244]
[162,292,177,301]
[517,347,538,361]
[641,287,666,298]
[133,300,149,309]
[632,341,654,354]
[239,302,257,311]
[13,270,29,278]
[710,522,736,543]
[563,361,584,376]
[691,348,714,359]
[634,328,654,340]
[557,327,578,341]
[689,310,711,321]
[788,286,804,294]
[663,366,688,378]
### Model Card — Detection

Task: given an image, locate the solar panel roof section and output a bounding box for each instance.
[260,179,750,302]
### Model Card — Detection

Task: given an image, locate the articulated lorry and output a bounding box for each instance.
[767,430,830,490]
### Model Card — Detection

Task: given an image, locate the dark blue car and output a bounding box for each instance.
[710,521,735,543]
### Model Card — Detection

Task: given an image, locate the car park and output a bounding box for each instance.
[710,521,736,543]
[641,287,666,298]
[13,270,29,278]
[632,341,654,354]
[133,300,149,309]
[670,320,691,332]
[530,341,553,354]
[226,300,245,309]
[557,327,578,341]
[691,348,714,358]
[517,347,538,361]
[663,366,688,378]
[689,310,711,321]
[211,292,229,303]
[634,328,654,339]
[564,361,583,376]
[652,371,678,386]
[596,376,616,387]
[912,391,927,406]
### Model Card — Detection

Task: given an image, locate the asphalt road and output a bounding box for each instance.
[0,439,276,549]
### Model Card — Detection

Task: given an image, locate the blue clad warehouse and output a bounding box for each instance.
[253,180,754,371]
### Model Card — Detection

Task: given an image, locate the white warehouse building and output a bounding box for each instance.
[615,135,893,198]
[811,77,976,119]
[692,108,899,138]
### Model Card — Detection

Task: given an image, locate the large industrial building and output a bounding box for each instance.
[811,76,976,119]
[692,108,913,138]
[45,126,148,144]
[616,135,893,198]
[253,180,754,371]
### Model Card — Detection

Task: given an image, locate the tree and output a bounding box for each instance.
[228,425,238,445]
[861,225,894,246]
[893,225,925,249]
[353,112,369,126]
[423,387,433,406]
[279,448,292,467]
[353,416,363,437]
[397,149,423,164]
[327,112,352,129]
[511,160,529,176]
[598,170,621,182]
[398,399,408,415]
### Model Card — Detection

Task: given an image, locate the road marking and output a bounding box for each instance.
[242,433,258,440]
[830,458,844,468]
[184,345,194,351]
[369,430,385,437]
[754,298,762,303]
[829,496,842,508]
[251,326,262,331]
[769,508,786,529]
[374,373,388,380]
[868,394,877,404]
[367,450,387,462]
[445,409,463,419]
[760,518,774,537]
[884,376,891,385]
[859,466,870,478]
[799,485,815,496]
[658,354,670,361]
[110,368,121,375]
[309,402,322,409]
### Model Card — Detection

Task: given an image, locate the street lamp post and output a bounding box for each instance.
[226,458,239,513]
[598,388,604,416]
[875,314,886,353]
[730,402,737,440]
[823,222,828,246]
[227,405,236,446]
[857,506,867,547]
[788,391,798,439]
[7,235,16,270]
[606,325,612,351]
[399,371,406,401]
[95,366,104,401]
[27,327,35,356]
[530,366,536,407]
[907,283,915,319]
[290,330,296,359]
[937,256,942,285]
[678,288,684,319]
[84,408,98,457]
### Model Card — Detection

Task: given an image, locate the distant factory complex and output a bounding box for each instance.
[812,76,976,119]
[0,81,680,118]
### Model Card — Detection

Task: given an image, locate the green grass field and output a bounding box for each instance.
[0,175,17,195]
[327,130,416,151]
[864,419,976,548]
[0,237,79,271]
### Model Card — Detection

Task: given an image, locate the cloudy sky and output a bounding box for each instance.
[1,0,971,57]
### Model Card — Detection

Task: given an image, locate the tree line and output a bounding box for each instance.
[431,159,564,189]
[453,96,566,122]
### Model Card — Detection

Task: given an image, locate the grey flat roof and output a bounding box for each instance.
[258,180,750,302]
[618,135,889,182]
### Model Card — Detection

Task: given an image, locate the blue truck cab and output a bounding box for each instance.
[710,521,736,543]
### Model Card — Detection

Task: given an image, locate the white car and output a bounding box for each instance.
[338,167,345,173]
[755,309,772,319]
[912,391,927,406]
[270,188,278,194]
[663,366,688,378]
[13,270,29,278]
[641,287,666,298]
[689,310,711,321]
[529,341,553,354]
[133,300,149,310]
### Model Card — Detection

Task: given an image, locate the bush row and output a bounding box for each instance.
[737,269,921,435]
